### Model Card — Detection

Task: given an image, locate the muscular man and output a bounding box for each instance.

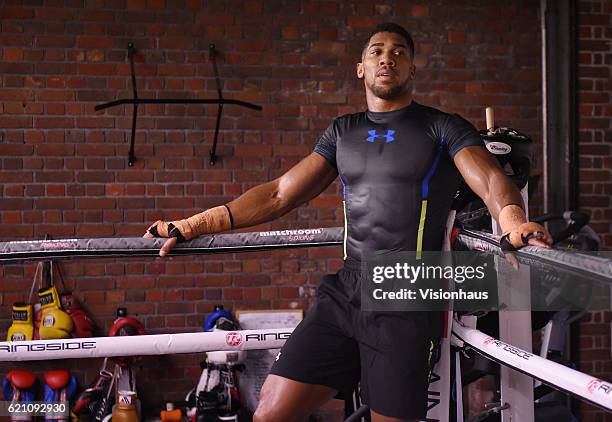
[145,23,552,422]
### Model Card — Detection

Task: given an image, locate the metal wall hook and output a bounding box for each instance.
[209,44,224,166]
[95,43,262,166]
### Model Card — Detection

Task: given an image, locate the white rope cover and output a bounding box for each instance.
[3,322,611,412]
[452,320,612,411]
[0,328,292,362]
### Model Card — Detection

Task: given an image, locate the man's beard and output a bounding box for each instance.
[368,80,409,100]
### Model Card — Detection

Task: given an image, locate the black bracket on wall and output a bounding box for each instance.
[95,43,262,166]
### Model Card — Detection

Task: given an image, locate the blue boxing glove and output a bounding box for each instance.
[43,370,78,421]
[3,370,37,401]
[3,370,37,421]
[204,305,237,331]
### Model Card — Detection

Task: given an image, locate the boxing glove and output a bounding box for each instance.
[2,370,37,401]
[6,303,34,342]
[72,370,113,418]
[203,305,236,332]
[33,303,42,340]
[60,292,96,338]
[43,370,78,422]
[108,308,145,367]
[38,286,73,340]
[3,370,37,422]
[108,309,145,337]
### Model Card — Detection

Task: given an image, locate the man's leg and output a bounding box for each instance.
[358,313,440,422]
[258,269,361,421]
[254,374,337,422]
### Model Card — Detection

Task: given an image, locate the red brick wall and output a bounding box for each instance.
[576,0,612,420]
[578,0,611,245]
[0,0,605,419]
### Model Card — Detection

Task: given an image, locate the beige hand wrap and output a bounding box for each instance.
[506,221,551,248]
[148,205,232,241]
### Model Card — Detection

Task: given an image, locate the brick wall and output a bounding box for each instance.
[578,0,611,245]
[0,0,606,420]
[576,0,612,420]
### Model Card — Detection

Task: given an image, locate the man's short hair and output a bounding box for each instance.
[363,22,415,59]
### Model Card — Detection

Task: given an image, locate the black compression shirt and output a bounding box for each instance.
[314,101,483,260]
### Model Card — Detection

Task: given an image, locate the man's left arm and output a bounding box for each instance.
[453,146,552,250]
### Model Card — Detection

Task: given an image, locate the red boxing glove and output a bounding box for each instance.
[3,370,38,422]
[108,309,145,367]
[72,370,113,418]
[43,370,78,422]
[3,370,37,400]
[108,317,145,338]
[33,303,42,340]
[108,308,145,337]
[60,292,96,338]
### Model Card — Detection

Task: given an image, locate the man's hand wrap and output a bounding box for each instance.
[500,221,552,252]
[146,205,232,241]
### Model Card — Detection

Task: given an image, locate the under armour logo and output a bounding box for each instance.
[366,130,395,143]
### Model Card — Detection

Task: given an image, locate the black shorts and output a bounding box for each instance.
[270,263,443,420]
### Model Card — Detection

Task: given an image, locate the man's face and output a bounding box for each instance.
[357,31,415,100]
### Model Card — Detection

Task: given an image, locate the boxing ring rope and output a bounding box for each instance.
[1,323,610,411]
[0,328,292,361]
[0,228,343,262]
[0,227,610,281]
[1,227,611,412]
[455,228,612,283]
[452,321,612,412]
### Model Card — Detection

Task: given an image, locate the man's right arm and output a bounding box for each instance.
[145,152,338,256]
[227,152,338,229]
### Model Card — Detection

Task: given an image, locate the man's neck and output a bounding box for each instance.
[366,91,413,112]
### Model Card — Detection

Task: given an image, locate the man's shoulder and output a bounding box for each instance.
[412,102,477,131]
[411,101,451,119]
[324,110,368,134]
[335,110,367,124]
